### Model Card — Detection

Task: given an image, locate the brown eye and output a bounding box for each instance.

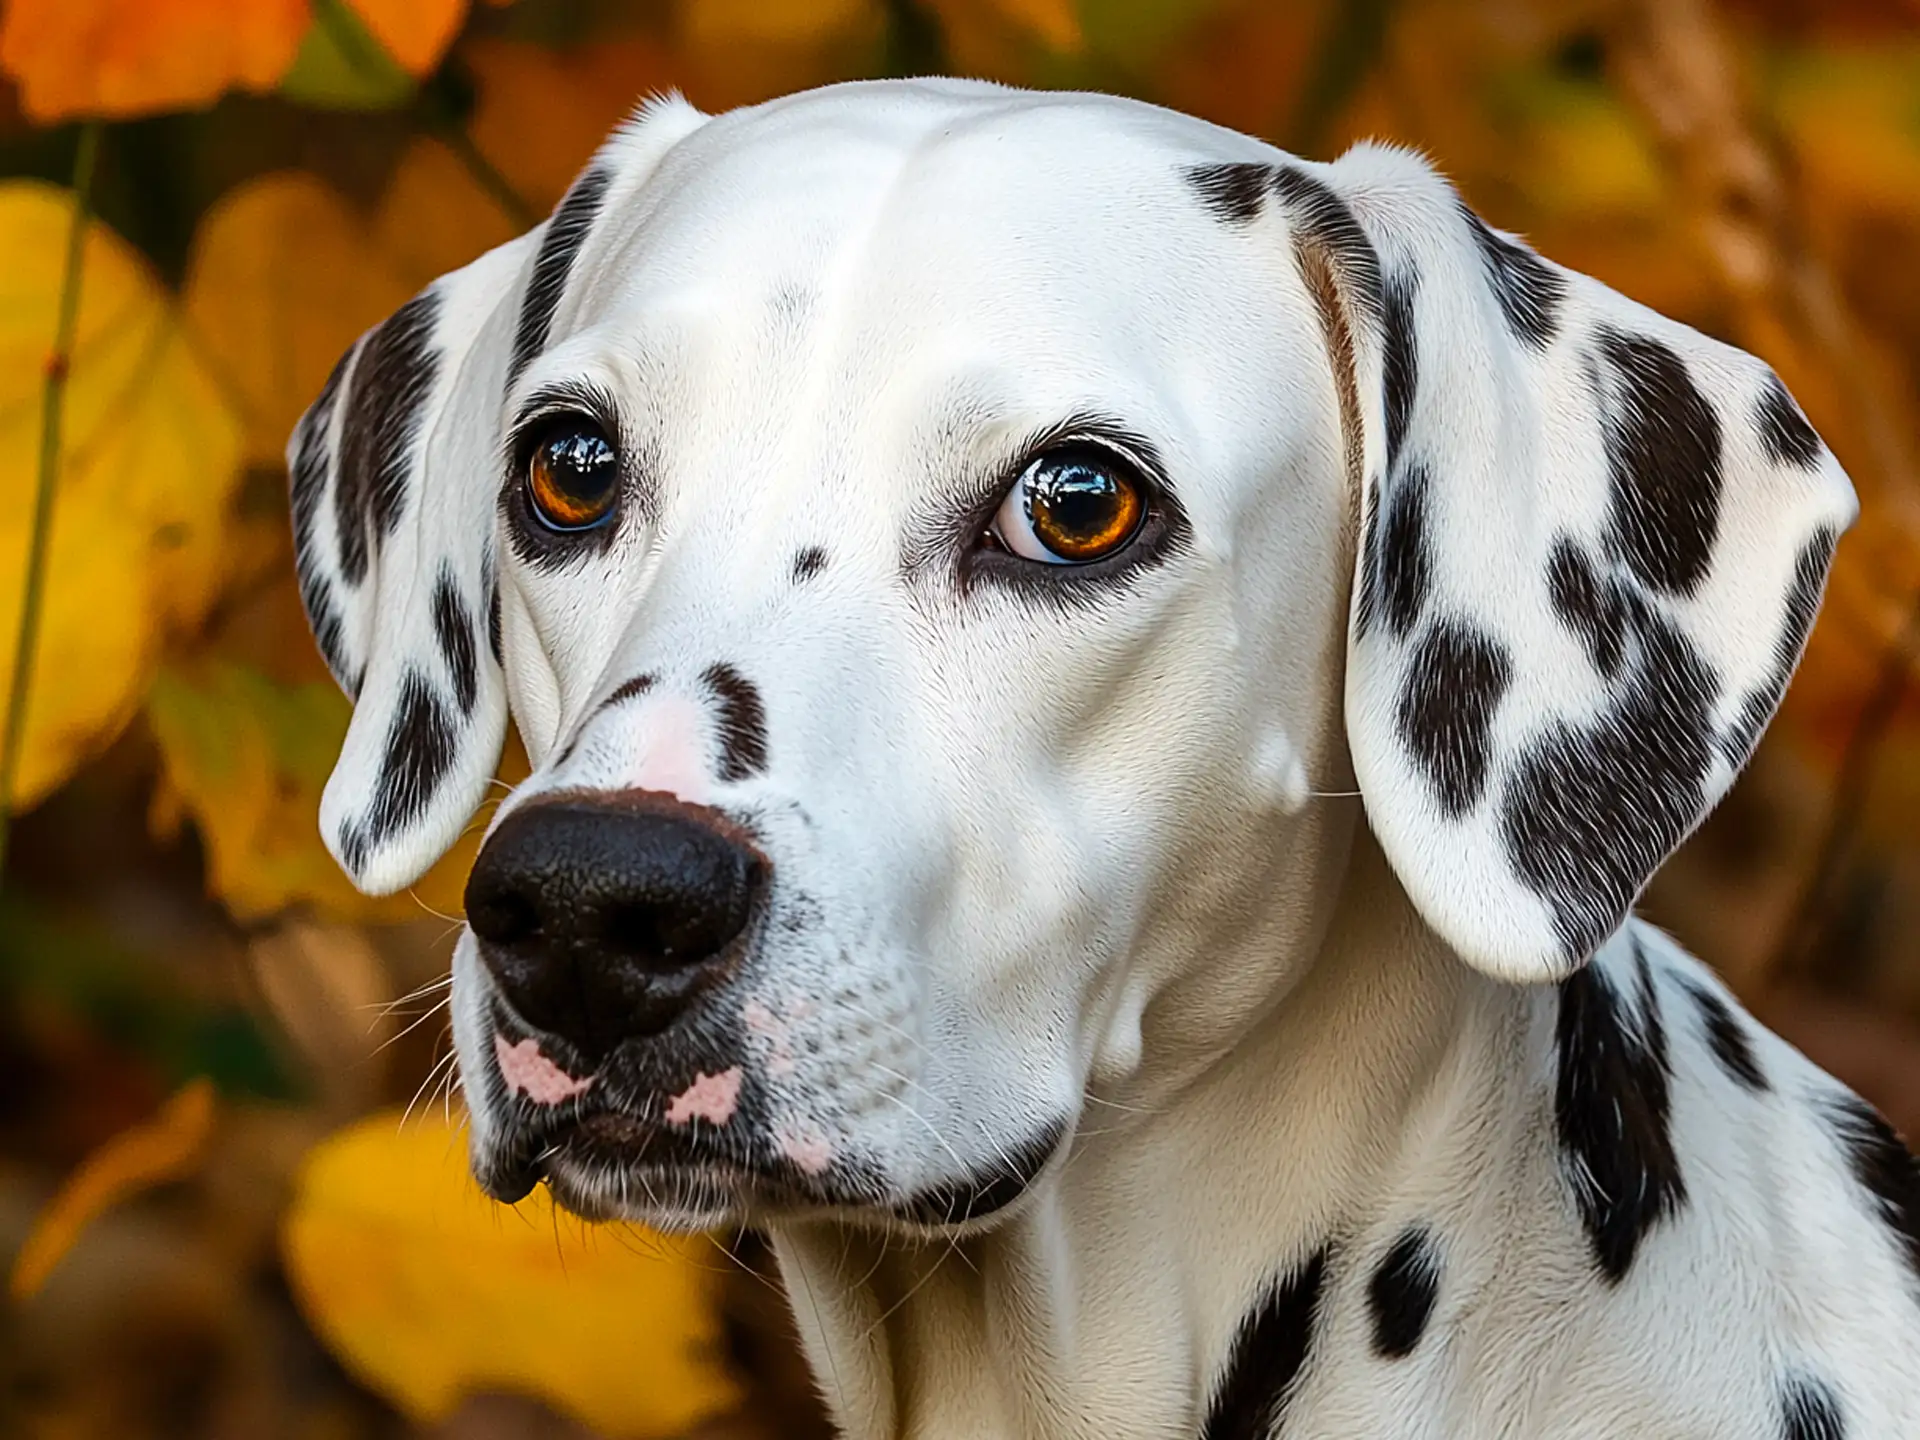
[991,447,1146,564]
[527,421,619,531]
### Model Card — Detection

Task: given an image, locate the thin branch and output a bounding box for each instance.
[0,124,102,875]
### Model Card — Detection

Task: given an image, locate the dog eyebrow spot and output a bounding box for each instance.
[1204,1245,1330,1440]
[791,546,828,583]
[509,166,612,391]
[1367,1227,1439,1359]
[704,664,769,783]
[1184,161,1270,224]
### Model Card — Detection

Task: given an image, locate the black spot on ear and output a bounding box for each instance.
[1184,162,1270,224]
[1546,537,1635,681]
[1503,605,1718,964]
[290,348,356,692]
[1378,462,1433,640]
[1756,373,1823,472]
[1381,266,1420,472]
[1204,1246,1329,1440]
[1355,481,1384,640]
[1720,526,1837,767]
[1680,977,1768,1093]
[791,546,828,583]
[335,288,441,588]
[1554,940,1686,1282]
[1823,1091,1920,1290]
[1461,204,1567,350]
[1367,1227,1439,1359]
[430,565,480,716]
[1397,617,1512,817]
[482,549,503,666]
[508,167,612,392]
[704,664,769,782]
[1595,327,1723,598]
[1272,166,1383,321]
[1781,1374,1847,1440]
[338,667,456,875]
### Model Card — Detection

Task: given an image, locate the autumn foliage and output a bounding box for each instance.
[3,1,1920,1436]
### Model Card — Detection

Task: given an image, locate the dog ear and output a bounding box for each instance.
[288,97,709,896]
[286,237,526,896]
[1192,146,1855,981]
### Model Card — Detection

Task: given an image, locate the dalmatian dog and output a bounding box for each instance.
[287,77,1919,1438]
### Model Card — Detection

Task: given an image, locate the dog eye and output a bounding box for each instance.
[526,419,619,532]
[988,446,1146,564]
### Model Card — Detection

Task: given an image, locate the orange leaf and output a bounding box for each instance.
[0,0,309,122]
[9,1079,217,1300]
[341,0,468,77]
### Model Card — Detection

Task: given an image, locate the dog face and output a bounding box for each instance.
[288,79,1853,1233]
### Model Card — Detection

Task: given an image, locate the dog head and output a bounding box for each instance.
[288,79,1853,1232]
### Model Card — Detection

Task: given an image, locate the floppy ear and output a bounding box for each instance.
[287,96,710,896]
[1193,145,1855,982]
[285,237,526,895]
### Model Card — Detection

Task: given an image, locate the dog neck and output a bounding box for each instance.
[768,825,1542,1440]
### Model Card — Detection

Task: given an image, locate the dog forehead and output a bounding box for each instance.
[572,82,1280,342]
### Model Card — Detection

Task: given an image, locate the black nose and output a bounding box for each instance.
[465,791,766,1061]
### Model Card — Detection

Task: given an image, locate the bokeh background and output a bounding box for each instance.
[1,0,1918,1435]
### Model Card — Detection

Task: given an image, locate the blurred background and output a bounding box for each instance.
[1,0,1918,1434]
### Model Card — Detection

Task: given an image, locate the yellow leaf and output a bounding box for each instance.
[0,183,245,810]
[145,657,488,923]
[989,0,1081,51]
[342,0,469,77]
[283,1110,743,1436]
[10,1078,217,1300]
[683,0,874,46]
[183,172,415,466]
[0,0,309,122]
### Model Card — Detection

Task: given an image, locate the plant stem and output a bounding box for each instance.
[0,124,102,875]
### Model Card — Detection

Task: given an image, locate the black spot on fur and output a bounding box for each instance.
[1721,527,1837,767]
[1184,162,1270,224]
[430,565,479,715]
[1595,327,1723,598]
[1461,204,1566,350]
[791,546,828,583]
[1546,536,1636,681]
[1367,1227,1439,1359]
[1397,617,1512,817]
[508,167,612,391]
[335,288,441,588]
[704,664,769,783]
[1272,165,1383,321]
[289,347,355,691]
[1503,603,1719,964]
[1756,373,1823,471]
[1824,1091,1920,1291]
[1204,1246,1329,1440]
[1382,266,1420,471]
[1554,941,1686,1282]
[1781,1374,1847,1440]
[1681,978,1768,1092]
[483,549,503,666]
[1377,463,1434,640]
[552,672,657,771]
[338,668,456,874]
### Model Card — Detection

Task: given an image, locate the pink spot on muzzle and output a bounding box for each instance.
[494,1033,595,1105]
[665,1067,743,1127]
[775,1121,834,1176]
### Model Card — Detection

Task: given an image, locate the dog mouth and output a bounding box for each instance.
[474,1020,1070,1232]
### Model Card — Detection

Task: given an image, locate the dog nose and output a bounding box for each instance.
[464,792,766,1061]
